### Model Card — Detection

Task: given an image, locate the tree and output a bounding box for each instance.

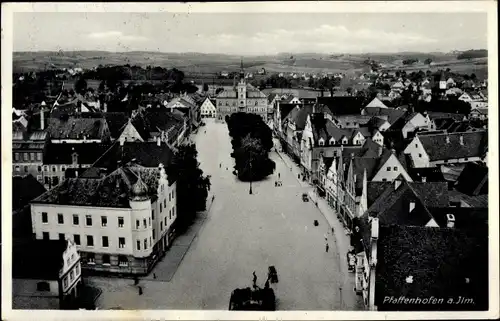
[74,77,88,95]
[424,58,433,66]
[166,143,211,231]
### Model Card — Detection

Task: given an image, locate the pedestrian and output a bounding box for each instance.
[134,277,138,285]
[226,167,228,170]
[252,271,257,287]
[138,286,143,295]
[332,227,334,234]
[278,173,280,179]
[265,279,270,289]
[326,243,329,253]
[219,163,221,168]
[274,181,277,187]
[153,273,157,279]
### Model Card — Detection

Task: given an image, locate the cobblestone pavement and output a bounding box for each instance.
[88,119,362,310]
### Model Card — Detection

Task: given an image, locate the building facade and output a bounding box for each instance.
[30,164,177,275]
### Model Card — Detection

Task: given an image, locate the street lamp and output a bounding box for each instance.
[249,162,253,195]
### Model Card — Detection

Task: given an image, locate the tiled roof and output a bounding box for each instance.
[104,112,129,139]
[93,141,174,170]
[455,162,488,196]
[449,189,488,208]
[279,103,301,121]
[13,239,67,280]
[216,83,266,99]
[427,112,467,121]
[12,174,47,211]
[43,142,111,165]
[316,97,364,115]
[375,225,488,310]
[347,149,393,193]
[366,97,388,108]
[32,165,163,208]
[47,117,110,141]
[430,207,488,230]
[293,104,315,130]
[419,131,487,161]
[332,115,372,127]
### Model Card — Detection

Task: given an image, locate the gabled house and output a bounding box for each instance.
[446,77,456,88]
[47,117,111,144]
[404,131,488,168]
[469,107,488,120]
[365,97,388,109]
[388,112,431,139]
[391,81,404,92]
[13,130,49,180]
[351,221,488,310]
[165,94,201,131]
[360,107,406,126]
[316,96,365,116]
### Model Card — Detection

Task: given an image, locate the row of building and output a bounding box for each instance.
[271,94,489,310]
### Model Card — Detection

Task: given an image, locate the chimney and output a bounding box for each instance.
[421,176,427,183]
[409,201,415,212]
[445,135,450,144]
[394,179,401,190]
[157,136,161,146]
[446,214,455,228]
[75,170,78,178]
[459,135,464,145]
[40,107,45,130]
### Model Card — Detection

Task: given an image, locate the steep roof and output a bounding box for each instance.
[430,207,488,230]
[454,162,488,196]
[375,225,488,311]
[279,103,301,121]
[43,142,111,165]
[347,149,393,193]
[32,165,163,208]
[362,107,406,124]
[12,175,47,211]
[418,131,487,161]
[93,141,174,170]
[427,112,467,121]
[293,104,314,130]
[316,97,364,115]
[366,97,388,108]
[13,239,67,280]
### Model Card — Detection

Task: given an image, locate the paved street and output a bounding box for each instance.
[89,118,361,310]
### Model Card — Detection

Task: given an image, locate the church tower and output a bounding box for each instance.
[237,58,247,109]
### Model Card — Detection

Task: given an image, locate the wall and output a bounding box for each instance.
[404,137,431,168]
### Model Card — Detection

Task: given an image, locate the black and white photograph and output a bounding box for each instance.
[1,2,498,320]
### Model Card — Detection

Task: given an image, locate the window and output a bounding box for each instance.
[73,214,79,225]
[387,167,391,171]
[102,254,110,265]
[37,153,42,161]
[52,166,56,172]
[136,240,141,250]
[30,152,35,161]
[143,219,147,228]
[415,144,418,148]
[37,166,42,172]
[86,215,92,226]
[144,239,148,250]
[119,237,125,248]
[14,153,19,161]
[102,236,109,248]
[382,178,387,182]
[151,210,155,220]
[42,212,48,223]
[153,229,155,240]
[57,213,64,224]
[150,237,152,246]
[393,166,398,171]
[164,217,167,226]
[61,165,66,172]
[418,153,422,158]
[136,220,140,229]
[23,153,28,161]
[118,256,128,267]
[87,253,95,264]
[101,216,107,227]
[160,203,163,212]
[173,207,175,216]
[63,277,68,289]
[75,264,80,275]
[149,218,151,226]
[24,166,29,172]
[74,234,80,245]
[118,217,124,228]
[52,176,59,186]
[14,165,20,172]
[169,209,171,220]
[37,282,50,292]
[87,235,94,247]
[44,176,50,185]
[164,199,167,207]
[59,233,65,241]
[464,158,468,161]
[160,221,163,231]
[66,257,71,266]
[43,232,49,240]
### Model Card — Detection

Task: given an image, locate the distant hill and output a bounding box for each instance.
[13,50,488,77]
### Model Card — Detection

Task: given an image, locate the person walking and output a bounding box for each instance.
[278,173,280,179]
[220,163,222,168]
[325,243,329,253]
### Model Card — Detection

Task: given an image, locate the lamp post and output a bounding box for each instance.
[249,162,253,195]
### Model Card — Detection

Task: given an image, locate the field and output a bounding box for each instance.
[13,51,488,80]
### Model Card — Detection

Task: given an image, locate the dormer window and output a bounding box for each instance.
[329,138,335,145]
[342,138,348,145]
[318,138,325,146]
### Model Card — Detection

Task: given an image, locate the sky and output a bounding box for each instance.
[13,12,488,55]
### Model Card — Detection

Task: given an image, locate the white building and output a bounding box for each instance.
[13,239,82,309]
[30,163,177,275]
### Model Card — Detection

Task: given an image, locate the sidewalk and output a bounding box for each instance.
[273,143,362,309]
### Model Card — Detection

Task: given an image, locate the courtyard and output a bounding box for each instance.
[88,118,359,310]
